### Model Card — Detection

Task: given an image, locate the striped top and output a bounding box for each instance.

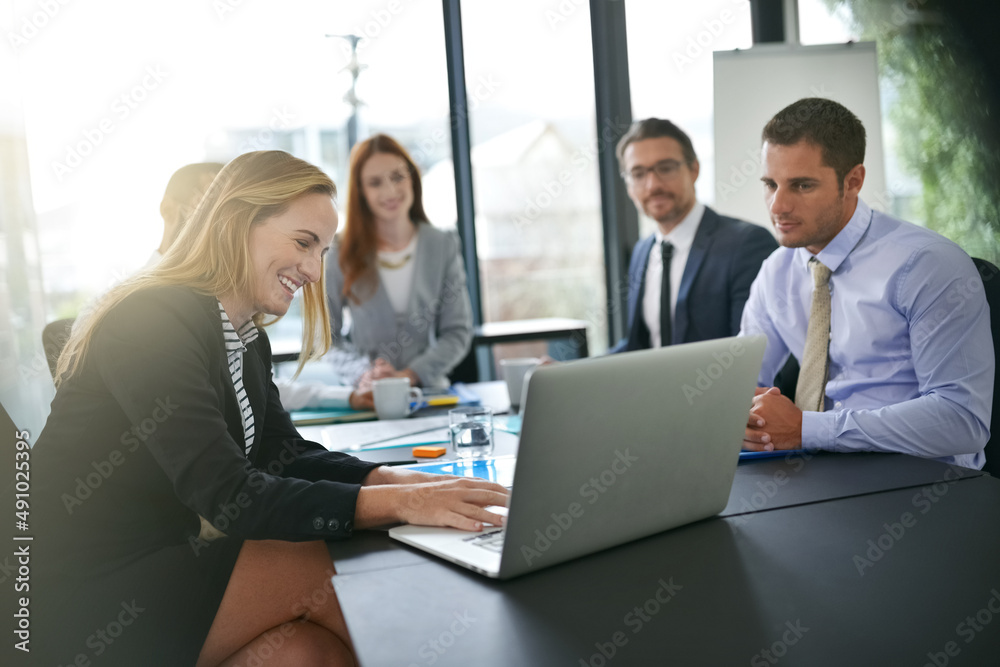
[218,302,260,455]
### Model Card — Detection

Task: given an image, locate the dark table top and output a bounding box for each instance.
[330,455,1000,666]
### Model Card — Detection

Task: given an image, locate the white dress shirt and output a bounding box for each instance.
[642,202,705,347]
[377,234,419,315]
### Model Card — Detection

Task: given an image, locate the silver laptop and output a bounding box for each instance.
[389,335,767,579]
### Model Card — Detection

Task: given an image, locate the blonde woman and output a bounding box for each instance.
[33,151,507,666]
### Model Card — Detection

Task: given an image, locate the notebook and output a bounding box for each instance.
[290,407,376,426]
[291,384,481,426]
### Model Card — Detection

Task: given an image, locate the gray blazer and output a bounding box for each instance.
[325,223,474,387]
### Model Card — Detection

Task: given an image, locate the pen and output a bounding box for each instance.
[354,426,447,450]
[382,459,418,466]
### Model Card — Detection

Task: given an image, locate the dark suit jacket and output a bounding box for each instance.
[611,206,777,352]
[34,286,380,578]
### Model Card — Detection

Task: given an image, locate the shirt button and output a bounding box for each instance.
[327,518,340,531]
[312,517,324,530]
[834,401,843,408]
[344,520,354,533]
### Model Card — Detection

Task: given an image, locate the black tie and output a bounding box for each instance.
[660,241,674,347]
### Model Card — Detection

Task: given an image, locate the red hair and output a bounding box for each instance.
[339,134,429,303]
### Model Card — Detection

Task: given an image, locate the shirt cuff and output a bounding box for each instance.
[801,410,835,451]
[313,385,352,409]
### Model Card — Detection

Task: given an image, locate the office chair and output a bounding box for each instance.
[772,355,799,398]
[972,258,1000,477]
[42,318,75,381]
[447,344,479,384]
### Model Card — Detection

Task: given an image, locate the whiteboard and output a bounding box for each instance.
[712,42,886,227]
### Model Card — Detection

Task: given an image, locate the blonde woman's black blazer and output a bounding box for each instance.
[32,285,379,664]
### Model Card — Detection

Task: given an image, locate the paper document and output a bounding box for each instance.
[317,416,451,452]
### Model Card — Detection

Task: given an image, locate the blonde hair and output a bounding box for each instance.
[57,150,336,384]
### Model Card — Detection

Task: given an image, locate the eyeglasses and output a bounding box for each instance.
[621,160,688,184]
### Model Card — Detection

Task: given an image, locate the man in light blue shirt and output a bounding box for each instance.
[740,98,993,469]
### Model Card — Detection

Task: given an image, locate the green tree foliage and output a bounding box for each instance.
[826,0,1000,261]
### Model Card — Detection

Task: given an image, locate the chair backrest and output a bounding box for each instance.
[973,258,1000,477]
[446,344,479,384]
[42,318,75,381]
[772,355,799,398]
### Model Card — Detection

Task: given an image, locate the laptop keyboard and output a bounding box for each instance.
[463,528,505,552]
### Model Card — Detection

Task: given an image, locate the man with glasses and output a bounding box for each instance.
[610,118,777,353]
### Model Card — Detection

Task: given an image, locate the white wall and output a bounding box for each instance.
[712,42,886,227]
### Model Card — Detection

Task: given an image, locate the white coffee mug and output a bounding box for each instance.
[499,357,541,410]
[373,378,423,420]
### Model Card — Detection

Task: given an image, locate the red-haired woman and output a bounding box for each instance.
[327,133,473,391]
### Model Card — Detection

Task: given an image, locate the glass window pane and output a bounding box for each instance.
[15,0,454,352]
[459,1,607,355]
[344,0,456,227]
[263,0,457,350]
[797,0,861,45]
[625,1,753,238]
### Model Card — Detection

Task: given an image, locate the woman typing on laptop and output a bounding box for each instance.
[33,150,507,667]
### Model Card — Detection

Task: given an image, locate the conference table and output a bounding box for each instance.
[312,385,1000,666]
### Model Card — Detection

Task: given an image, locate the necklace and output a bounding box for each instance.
[378,253,413,270]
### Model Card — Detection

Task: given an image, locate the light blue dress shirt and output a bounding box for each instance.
[740,199,993,469]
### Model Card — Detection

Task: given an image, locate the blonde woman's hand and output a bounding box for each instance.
[354,475,509,532]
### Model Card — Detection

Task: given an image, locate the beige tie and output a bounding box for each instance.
[795,258,832,412]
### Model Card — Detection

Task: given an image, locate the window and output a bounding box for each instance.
[15,0,455,356]
[264,0,457,354]
[797,0,860,45]
[625,0,753,239]
[459,1,608,355]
